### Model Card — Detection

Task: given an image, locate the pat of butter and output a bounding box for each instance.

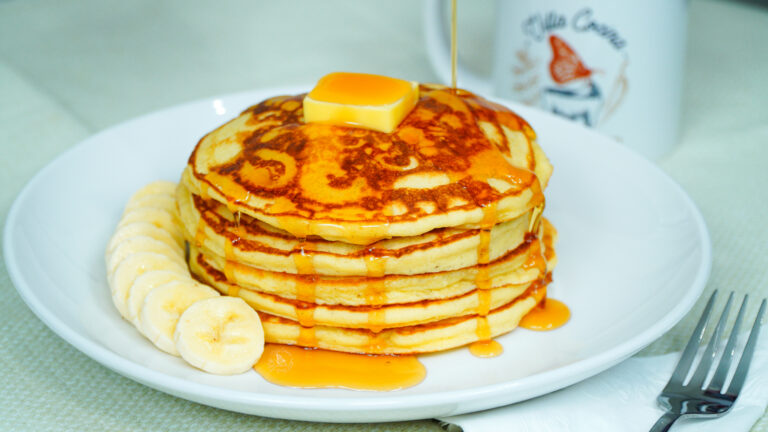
[303,72,419,133]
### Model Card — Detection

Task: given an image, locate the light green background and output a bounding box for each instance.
[1,0,766,430]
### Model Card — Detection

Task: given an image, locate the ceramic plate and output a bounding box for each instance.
[3,86,710,422]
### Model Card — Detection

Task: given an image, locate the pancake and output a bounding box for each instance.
[191,249,537,330]
[182,84,552,245]
[189,219,555,340]
[190,245,554,330]
[177,182,536,276]
[257,283,548,355]
[188,219,555,306]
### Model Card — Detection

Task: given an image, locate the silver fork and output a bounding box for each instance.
[650,290,766,431]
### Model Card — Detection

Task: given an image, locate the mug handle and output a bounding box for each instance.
[423,0,492,95]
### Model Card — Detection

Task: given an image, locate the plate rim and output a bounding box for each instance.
[2,86,712,421]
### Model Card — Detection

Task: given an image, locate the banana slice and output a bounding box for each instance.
[106,221,184,254]
[127,270,186,329]
[124,194,178,214]
[128,180,177,201]
[106,235,185,276]
[140,280,219,356]
[174,296,265,375]
[109,252,189,319]
[118,207,183,242]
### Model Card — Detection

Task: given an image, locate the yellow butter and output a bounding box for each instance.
[303,72,418,133]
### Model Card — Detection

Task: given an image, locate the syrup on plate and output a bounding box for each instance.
[254,344,426,391]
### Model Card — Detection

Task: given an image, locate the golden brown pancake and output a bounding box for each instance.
[189,231,554,330]
[188,220,556,307]
[182,84,552,245]
[186,220,556,353]
[256,283,548,355]
[190,250,537,330]
[177,182,536,276]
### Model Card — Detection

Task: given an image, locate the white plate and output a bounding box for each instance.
[3,86,710,423]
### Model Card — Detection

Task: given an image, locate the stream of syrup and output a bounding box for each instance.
[451,0,457,90]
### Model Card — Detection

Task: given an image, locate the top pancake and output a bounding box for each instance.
[184,84,552,245]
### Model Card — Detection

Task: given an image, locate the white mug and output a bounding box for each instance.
[424,0,687,160]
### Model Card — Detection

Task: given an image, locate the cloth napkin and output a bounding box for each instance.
[438,327,768,432]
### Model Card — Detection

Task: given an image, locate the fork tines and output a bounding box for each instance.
[669,290,766,397]
[651,291,765,431]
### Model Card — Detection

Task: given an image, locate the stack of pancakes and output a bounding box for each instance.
[177,84,556,354]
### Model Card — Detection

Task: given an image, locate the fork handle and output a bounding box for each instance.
[649,412,680,432]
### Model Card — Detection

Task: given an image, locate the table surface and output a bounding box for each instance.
[1,0,767,430]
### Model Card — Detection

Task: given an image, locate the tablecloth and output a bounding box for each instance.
[1,0,766,430]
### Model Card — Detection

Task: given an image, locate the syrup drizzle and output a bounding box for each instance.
[364,248,388,333]
[469,203,503,357]
[475,229,492,316]
[296,305,316,328]
[469,325,503,357]
[367,332,386,355]
[292,240,318,344]
[522,234,548,277]
[293,240,317,301]
[297,323,317,347]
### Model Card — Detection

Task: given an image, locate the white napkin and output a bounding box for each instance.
[438,327,768,432]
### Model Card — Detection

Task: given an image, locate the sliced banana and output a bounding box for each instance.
[140,280,220,356]
[107,235,185,276]
[107,221,184,254]
[174,296,265,375]
[118,207,182,239]
[124,194,177,214]
[127,270,186,329]
[127,180,177,201]
[109,252,189,319]
[107,181,267,374]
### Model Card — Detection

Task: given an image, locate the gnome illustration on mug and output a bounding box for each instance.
[542,35,602,127]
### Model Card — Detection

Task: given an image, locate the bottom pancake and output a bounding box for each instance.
[257,283,547,355]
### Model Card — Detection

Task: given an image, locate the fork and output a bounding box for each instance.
[650,290,766,431]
